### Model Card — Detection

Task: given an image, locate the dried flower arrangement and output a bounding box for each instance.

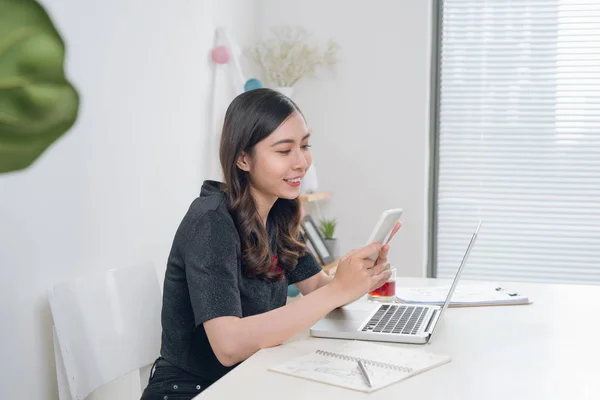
[245,26,341,88]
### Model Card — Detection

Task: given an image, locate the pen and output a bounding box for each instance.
[357,359,372,388]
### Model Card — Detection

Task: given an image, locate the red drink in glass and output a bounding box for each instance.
[368,269,396,302]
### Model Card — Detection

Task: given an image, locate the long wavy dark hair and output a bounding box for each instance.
[219,88,307,281]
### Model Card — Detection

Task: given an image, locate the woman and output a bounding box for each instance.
[141,88,395,399]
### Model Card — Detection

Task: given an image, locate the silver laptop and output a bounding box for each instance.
[310,220,481,344]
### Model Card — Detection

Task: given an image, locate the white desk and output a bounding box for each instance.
[196,278,600,400]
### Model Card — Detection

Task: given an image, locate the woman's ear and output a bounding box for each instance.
[236,152,251,172]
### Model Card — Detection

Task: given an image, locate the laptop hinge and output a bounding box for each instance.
[424,308,440,335]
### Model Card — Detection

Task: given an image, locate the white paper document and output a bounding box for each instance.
[396,283,530,306]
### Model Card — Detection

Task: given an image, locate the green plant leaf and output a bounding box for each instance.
[0,0,79,173]
[319,218,336,239]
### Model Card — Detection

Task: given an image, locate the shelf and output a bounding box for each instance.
[322,259,339,276]
[298,192,332,203]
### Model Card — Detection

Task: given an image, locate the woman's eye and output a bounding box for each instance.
[277,145,310,154]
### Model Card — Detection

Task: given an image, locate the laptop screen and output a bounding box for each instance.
[428,220,482,341]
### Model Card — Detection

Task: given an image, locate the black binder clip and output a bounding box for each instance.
[495,287,519,297]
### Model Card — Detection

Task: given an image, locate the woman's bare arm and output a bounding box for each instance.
[203,282,341,366]
[203,243,390,367]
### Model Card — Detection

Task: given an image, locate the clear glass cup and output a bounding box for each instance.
[368,268,396,302]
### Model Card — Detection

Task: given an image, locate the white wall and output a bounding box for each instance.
[0,1,433,397]
[0,1,255,399]
[255,0,433,277]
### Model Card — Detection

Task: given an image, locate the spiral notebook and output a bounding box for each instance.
[269,340,451,392]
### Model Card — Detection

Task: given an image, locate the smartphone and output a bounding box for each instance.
[365,208,403,260]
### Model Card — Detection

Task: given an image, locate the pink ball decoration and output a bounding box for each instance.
[211,46,230,64]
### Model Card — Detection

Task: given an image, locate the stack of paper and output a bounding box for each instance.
[396,283,531,307]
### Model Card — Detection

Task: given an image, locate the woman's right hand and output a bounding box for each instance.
[330,243,392,306]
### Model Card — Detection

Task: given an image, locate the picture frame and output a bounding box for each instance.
[301,214,335,265]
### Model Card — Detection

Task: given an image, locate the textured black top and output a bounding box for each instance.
[159,180,322,383]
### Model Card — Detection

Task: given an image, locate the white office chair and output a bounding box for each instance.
[49,262,162,400]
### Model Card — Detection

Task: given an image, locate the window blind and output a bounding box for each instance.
[435,0,600,284]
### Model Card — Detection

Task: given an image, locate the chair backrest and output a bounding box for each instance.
[49,262,162,400]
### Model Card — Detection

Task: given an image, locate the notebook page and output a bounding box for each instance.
[269,340,451,392]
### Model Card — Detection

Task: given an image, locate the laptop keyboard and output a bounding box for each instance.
[360,304,428,335]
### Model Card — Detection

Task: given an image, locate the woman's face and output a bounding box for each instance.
[238,112,312,201]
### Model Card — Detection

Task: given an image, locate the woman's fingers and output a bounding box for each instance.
[371,262,391,276]
[385,222,402,245]
[345,243,381,262]
[374,221,402,265]
[372,244,390,268]
[371,269,392,290]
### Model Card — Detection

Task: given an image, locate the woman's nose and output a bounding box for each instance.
[293,149,308,170]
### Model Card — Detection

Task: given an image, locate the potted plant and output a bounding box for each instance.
[244,26,341,98]
[0,0,80,174]
[319,218,338,259]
